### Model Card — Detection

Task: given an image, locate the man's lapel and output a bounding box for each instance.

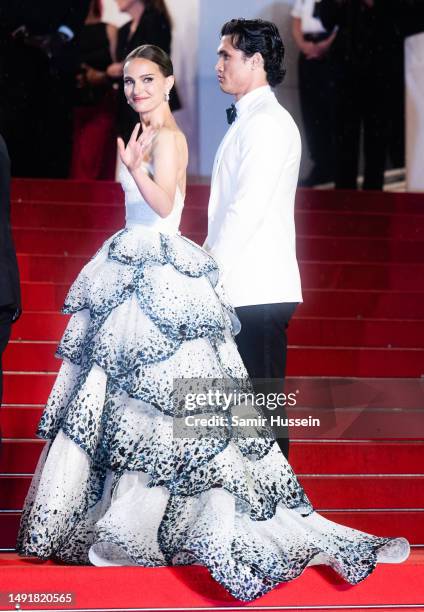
[211,121,240,185]
[209,90,274,220]
[212,90,274,184]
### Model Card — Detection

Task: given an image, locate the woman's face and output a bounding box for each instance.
[123,57,173,114]
[115,0,142,13]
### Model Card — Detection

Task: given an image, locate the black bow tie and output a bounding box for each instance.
[226,103,237,125]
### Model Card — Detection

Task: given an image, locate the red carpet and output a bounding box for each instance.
[0,181,423,610]
[0,549,423,611]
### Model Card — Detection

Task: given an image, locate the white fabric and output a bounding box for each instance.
[291,0,327,34]
[205,86,303,307]
[119,162,184,234]
[405,32,424,191]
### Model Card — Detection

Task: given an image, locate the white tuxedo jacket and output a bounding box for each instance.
[205,86,303,307]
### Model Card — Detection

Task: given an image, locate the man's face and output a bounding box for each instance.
[215,35,254,99]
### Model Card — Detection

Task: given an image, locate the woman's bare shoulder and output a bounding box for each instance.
[154,126,187,160]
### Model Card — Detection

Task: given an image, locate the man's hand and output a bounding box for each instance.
[302,41,320,59]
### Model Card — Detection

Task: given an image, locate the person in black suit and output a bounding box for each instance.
[0,0,90,177]
[106,0,181,143]
[0,135,21,428]
[315,0,402,190]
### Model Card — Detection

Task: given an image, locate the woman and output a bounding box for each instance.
[107,0,181,143]
[17,45,409,603]
[70,0,118,179]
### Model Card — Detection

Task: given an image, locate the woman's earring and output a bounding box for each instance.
[164,91,170,102]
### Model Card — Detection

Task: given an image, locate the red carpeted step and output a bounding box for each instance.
[295,210,424,240]
[12,313,68,341]
[20,282,70,311]
[11,178,123,204]
[11,177,424,212]
[2,373,55,405]
[1,438,423,475]
[0,549,422,610]
[11,312,424,348]
[17,253,89,283]
[11,201,208,234]
[4,342,58,372]
[3,347,424,404]
[2,474,423,510]
[0,407,42,439]
[10,179,209,207]
[3,371,424,412]
[295,188,424,214]
[299,289,424,319]
[12,200,424,240]
[289,317,424,348]
[5,343,424,376]
[301,261,424,291]
[2,511,423,550]
[16,254,424,291]
[12,201,125,230]
[12,228,424,263]
[287,346,424,377]
[20,284,424,320]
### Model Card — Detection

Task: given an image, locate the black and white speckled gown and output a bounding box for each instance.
[17,163,410,602]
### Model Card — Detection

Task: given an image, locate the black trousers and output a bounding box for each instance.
[0,308,13,442]
[332,61,390,190]
[298,52,335,182]
[234,303,298,460]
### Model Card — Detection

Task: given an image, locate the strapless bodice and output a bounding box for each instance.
[118,162,184,234]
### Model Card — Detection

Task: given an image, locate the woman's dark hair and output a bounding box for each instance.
[221,18,286,87]
[125,44,174,77]
[143,0,172,27]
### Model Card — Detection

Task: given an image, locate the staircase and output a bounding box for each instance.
[0,180,423,610]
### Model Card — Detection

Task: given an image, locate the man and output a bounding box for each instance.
[291,0,337,186]
[315,0,402,189]
[204,19,302,459]
[0,0,90,177]
[0,134,21,438]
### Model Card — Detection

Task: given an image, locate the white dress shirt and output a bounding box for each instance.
[205,86,302,307]
[291,0,327,34]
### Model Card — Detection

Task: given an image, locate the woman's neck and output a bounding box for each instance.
[128,1,145,31]
[140,105,175,131]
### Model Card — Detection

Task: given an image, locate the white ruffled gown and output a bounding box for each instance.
[17,163,410,602]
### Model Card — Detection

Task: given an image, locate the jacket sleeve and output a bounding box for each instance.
[208,112,299,281]
[0,135,21,314]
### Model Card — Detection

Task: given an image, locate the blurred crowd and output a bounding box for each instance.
[0,0,180,181]
[293,0,424,190]
[0,0,423,188]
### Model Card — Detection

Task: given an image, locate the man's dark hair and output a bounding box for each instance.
[221,18,286,87]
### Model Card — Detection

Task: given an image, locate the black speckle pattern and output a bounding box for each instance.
[16,168,410,602]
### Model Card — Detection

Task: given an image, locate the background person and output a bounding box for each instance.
[70,0,119,180]
[0,0,90,177]
[316,0,402,190]
[291,0,337,186]
[0,134,21,440]
[107,0,181,143]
